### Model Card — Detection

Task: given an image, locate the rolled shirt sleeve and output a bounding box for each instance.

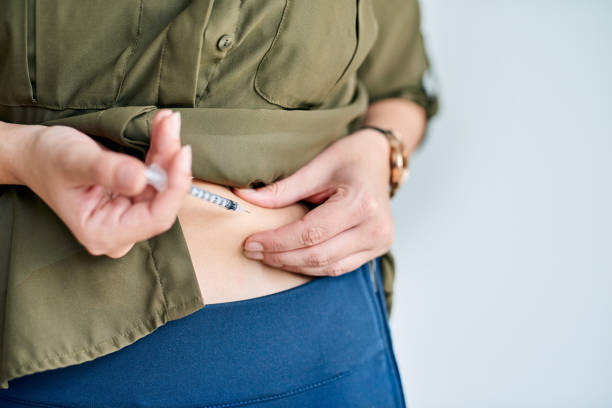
[356,0,439,313]
[357,0,439,120]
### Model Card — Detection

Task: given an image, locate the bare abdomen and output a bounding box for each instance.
[177,179,312,304]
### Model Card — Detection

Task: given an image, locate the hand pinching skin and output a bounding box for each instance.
[236,128,394,277]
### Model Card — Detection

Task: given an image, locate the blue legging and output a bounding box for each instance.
[0,257,405,407]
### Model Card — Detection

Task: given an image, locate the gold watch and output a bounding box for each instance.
[360,125,410,198]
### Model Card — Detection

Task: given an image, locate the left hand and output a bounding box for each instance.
[233,128,395,276]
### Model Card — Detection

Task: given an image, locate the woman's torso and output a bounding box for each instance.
[0,0,391,387]
[0,0,376,303]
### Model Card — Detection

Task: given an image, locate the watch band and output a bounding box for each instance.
[359,125,410,198]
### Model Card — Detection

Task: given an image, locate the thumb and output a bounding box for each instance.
[68,148,147,196]
[233,159,331,208]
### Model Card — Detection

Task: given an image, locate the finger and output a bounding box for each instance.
[233,154,334,208]
[151,109,174,136]
[78,144,190,254]
[246,224,371,268]
[280,251,377,277]
[65,147,148,196]
[242,186,367,252]
[118,144,192,241]
[149,144,192,219]
[146,110,181,167]
[136,111,181,203]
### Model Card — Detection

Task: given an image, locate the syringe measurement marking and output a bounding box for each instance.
[189,185,250,213]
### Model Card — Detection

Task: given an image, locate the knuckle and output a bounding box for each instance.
[264,182,281,196]
[107,245,133,259]
[306,251,329,267]
[325,264,345,277]
[263,182,282,202]
[81,234,111,257]
[300,225,326,246]
[265,253,282,265]
[331,185,351,201]
[107,251,123,259]
[265,237,284,252]
[60,146,83,173]
[358,192,380,216]
[262,182,285,206]
[372,221,391,239]
[84,242,105,257]
[372,209,395,240]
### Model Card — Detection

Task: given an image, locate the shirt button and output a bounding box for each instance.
[217,35,234,52]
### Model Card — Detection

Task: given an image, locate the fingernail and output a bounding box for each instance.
[244,251,263,260]
[158,109,173,119]
[118,162,138,190]
[244,241,263,251]
[237,188,256,194]
[181,145,192,173]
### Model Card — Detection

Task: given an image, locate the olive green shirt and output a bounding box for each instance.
[0,0,437,388]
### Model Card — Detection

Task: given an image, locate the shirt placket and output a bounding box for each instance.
[157,0,215,106]
[196,0,241,104]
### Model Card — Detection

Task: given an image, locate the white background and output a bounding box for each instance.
[389,1,612,407]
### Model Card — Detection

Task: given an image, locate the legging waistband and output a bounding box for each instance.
[0,257,405,408]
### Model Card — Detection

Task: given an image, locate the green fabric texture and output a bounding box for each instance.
[0,0,436,388]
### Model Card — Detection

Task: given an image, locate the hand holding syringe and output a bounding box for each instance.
[145,163,251,213]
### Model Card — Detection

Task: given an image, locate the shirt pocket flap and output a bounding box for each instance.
[254,0,378,109]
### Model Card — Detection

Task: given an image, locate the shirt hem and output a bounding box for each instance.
[0,295,204,390]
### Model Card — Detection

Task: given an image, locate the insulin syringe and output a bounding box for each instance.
[145,163,251,213]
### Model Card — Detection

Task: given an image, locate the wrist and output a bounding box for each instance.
[0,121,44,185]
[357,125,410,198]
[344,129,391,195]
[362,98,427,155]
[352,127,391,159]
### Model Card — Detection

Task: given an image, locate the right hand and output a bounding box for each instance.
[20,109,192,258]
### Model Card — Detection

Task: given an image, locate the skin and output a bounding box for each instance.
[0,98,426,280]
[0,110,192,258]
[177,179,313,303]
[235,98,427,276]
